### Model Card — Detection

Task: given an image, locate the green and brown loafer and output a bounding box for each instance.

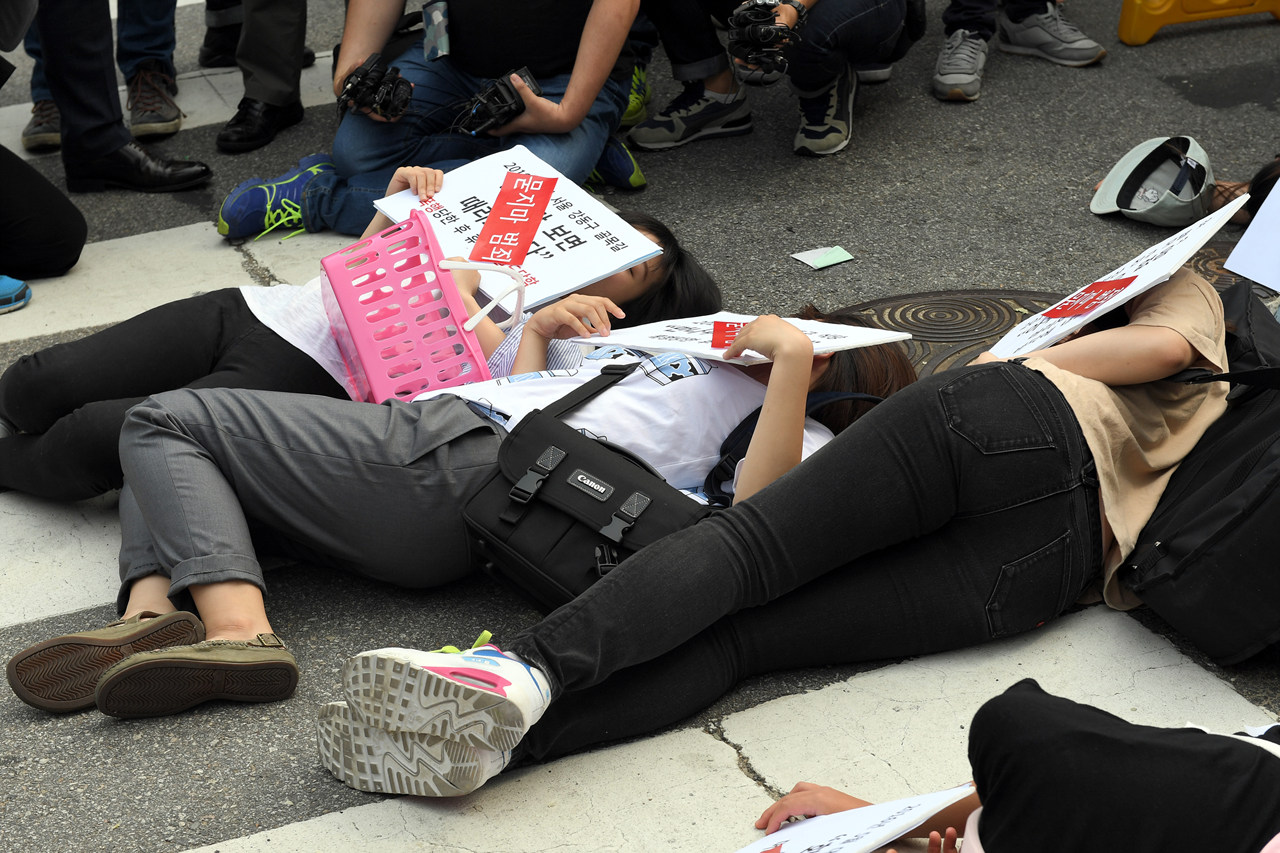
[94,632,299,718]
[6,611,205,712]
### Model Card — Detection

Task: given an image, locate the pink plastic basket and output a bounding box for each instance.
[321,209,493,403]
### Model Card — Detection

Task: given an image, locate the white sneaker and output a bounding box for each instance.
[316,701,509,796]
[342,641,552,752]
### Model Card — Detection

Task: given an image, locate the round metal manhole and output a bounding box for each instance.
[841,242,1262,378]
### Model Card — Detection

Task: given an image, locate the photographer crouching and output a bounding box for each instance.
[216,0,639,242]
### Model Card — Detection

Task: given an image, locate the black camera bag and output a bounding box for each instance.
[464,363,715,610]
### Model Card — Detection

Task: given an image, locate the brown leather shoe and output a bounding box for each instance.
[95,632,299,718]
[6,611,205,712]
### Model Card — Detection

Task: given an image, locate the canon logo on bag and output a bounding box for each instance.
[568,469,613,501]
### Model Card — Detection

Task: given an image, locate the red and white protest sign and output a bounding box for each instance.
[711,320,747,349]
[469,172,557,266]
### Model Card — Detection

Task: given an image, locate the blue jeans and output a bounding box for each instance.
[644,0,907,90]
[24,0,176,101]
[510,362,1103,761]
[303,37,628,236]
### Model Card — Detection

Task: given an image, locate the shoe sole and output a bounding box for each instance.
[996,40,1106,67]
[628,116,753,151]
[6,612,203,713]
[343,651,526,751]
[21,135,60,152]
[316,703,489,796]
[131,117,183,138]
[933,83,981,102]
[95,655,298,718]
[0,286,31,315]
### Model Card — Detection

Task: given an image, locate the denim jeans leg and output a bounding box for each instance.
[116,0,178,80]
[785,0,908,91]
[509,362,1098,696]
[23,24,50,103]
[941,0,998,38]
[643,0,732,80]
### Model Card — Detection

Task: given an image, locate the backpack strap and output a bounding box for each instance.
[700,390,883,507]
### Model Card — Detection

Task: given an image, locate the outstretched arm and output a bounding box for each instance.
[511,294,625,374]
[334,0,407,96]
[360,166,445,239]
[491,0,639,136]
[724,316,817,504]
[975,322,1196,385]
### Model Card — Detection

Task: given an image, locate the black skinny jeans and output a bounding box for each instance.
[971,679,1280,853]
[0,289,346,500]
[510,362,1103,761]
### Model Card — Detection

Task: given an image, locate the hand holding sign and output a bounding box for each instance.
[722,315,815,362]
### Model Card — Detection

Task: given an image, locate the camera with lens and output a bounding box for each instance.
[454,66,542,136]
[337,53,414,120]
[727,0,806,83]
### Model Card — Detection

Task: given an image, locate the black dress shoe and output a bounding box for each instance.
[64,140,213,193]
[216,98,305,154]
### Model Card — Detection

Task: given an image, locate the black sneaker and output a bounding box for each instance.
[127,59,182,138]
[628,83,752,150]
[793,65,857,156]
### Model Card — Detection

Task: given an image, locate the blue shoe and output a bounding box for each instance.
[217,153,335,241]
[0,275,31,315]
[587,136,647,191]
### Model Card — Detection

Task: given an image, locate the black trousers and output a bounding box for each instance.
[971,679,1280,853]
[36,0,132,163]
[0,145,87,279]
[0,289,346,500]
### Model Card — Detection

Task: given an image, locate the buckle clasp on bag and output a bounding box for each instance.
[509,444,566,504]
[598,491,652,542]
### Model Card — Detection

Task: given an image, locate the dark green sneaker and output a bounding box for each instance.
[95,632,298,718]
[7,611,204,713]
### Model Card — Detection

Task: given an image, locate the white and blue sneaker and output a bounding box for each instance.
[316,701,510,796]
[342,632,552,752]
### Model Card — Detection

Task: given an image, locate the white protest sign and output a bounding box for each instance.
[989,194,1249,358]
[374,145,660,312]
[733,784,976,853]
[569,311,911,365]
[1226,187,1280,291]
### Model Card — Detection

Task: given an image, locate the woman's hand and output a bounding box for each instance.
[526,294,626,341]
[722,315,814,363]
[385,166,445,202]
[756,782,873,835]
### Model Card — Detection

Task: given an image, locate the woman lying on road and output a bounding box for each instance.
[0,168,720,500]
[758,679,1280,853]
[307,266,1230,799]
[6,306,915,718]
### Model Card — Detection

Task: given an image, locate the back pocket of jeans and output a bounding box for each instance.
[940,367,1056,454]
[985,531,1075,638]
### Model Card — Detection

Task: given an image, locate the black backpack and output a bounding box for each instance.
[1121,281,1280,664]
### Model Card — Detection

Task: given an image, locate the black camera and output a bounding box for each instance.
[727,0,806,83]
[454,67,542,136]
[337,53,413,120]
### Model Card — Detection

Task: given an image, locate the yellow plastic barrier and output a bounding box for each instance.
[1118,0,1280,45]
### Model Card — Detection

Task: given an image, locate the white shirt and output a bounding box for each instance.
[425,344,835,492]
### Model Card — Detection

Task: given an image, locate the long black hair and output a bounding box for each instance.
[611,211,723,327]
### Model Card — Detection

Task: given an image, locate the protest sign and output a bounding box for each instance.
[989,193,1249,358]
[733,784,976,853]
[373,146,660,313]
[1226,188,1280,291]
[568,311,910,365]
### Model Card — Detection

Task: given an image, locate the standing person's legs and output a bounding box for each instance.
[36,0,131,164]
[116,0,179,81]
[941,0,997,38]
[970,679,1280,853]
[508,362,1097,696]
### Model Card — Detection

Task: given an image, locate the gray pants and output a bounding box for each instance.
[116,388,503,612]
